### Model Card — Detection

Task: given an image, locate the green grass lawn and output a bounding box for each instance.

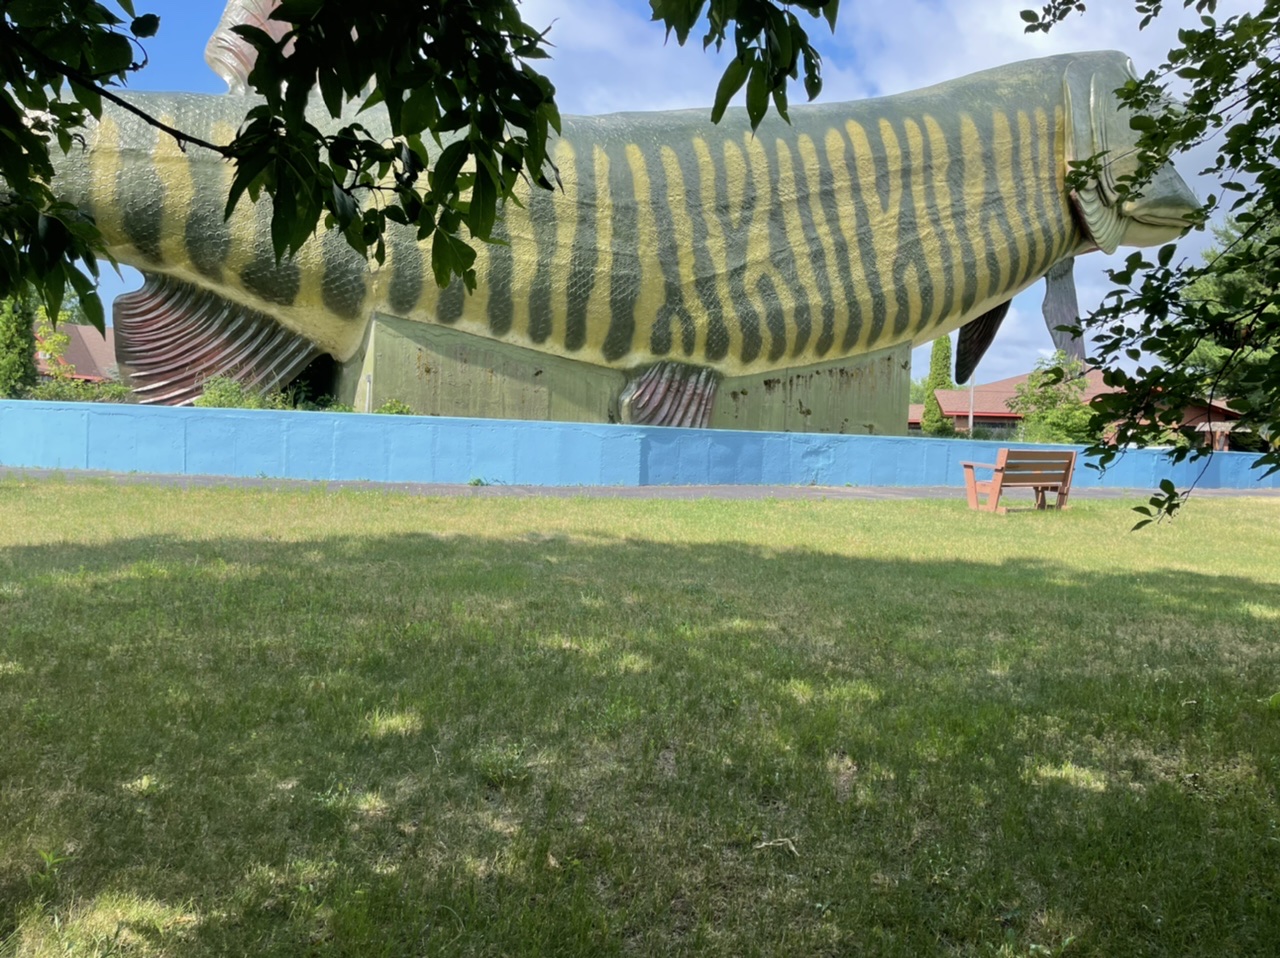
[1,479,1278,957]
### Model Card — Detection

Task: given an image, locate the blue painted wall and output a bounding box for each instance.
[2,400,1275,490]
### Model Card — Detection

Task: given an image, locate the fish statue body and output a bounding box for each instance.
[50,2,1199,422]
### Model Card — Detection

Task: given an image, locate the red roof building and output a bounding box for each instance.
[909,368,1242,450]
[35,323,118,383]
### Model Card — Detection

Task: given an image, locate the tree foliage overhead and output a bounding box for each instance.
[0,0,838,332]
[1024,0,1280,515]
[0,0,163,331]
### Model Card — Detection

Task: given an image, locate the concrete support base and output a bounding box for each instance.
[336,315,910,435]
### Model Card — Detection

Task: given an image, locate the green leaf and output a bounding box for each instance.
[772,86,790,124]
[431,227,477,289]
[745,59,769,130]
[1269,692,1280,711]
[823,0,840,32]
[711,56,750,124]
[432,140,470,197]
[470,164,497,240]
[131,14,160,38]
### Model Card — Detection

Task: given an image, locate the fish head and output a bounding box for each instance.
[1064,52,1200,254]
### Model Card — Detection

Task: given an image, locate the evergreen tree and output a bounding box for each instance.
[921,335,956,437]
[0,294,37,398]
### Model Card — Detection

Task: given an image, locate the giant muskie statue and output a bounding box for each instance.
[50,0,1199,423]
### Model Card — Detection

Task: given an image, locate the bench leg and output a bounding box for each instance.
[986,478,1004,513]
[964,467,980,510]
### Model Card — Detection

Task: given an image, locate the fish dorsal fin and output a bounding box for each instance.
[114,274,321,405]
[955,300,1012,385]
[1042,257,1087,362]
[206,0,291,94]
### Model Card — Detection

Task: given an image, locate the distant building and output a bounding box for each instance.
[35,323,118,383]
[909,368,1243,450]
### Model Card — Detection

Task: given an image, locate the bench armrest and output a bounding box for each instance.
[960,461,997,470]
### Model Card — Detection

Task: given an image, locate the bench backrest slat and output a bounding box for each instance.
[995,448,1075,485]
[1001,469,1072,484]
[998,452,1075,463]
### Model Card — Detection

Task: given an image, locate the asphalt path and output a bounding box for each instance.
[5,468,1278,500]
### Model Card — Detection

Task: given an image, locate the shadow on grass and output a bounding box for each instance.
[2,529,1279,956]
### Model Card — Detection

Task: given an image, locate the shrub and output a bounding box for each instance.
[26,378,132,403]
[0,295,38,398]
[194,375,357,412]
[193,376,282,409]
[375,398,415,415]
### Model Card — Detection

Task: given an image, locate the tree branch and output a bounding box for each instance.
[8,27,233,158]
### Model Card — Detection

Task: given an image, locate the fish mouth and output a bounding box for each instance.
[1119,164,1201,230]
[1123,205,1197,227]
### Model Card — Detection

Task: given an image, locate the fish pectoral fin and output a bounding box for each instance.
[114,274,321,405]
[1042,257,1087,362]
[955,300,1012,385]
[205,0,292,94]
[619,362,718,429]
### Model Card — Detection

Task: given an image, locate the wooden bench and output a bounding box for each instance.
[961,448,1077,514]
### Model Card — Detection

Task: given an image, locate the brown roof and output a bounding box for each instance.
[909,366,1241,426]
[932,368,1116,418]
[36,323,117,382]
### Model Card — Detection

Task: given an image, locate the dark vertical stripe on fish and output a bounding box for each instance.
[604,142,639,362]
[239,199,300,307]
[320,228,367,320]
[886,120,935,340]
[647,144,695,356]
[713,139,762,365]
[117,116,164,265]
[782,139,836,357]
[916,122,957,334]
[833,125,882,348]
[678,144,729,362]
[944,119,980,316]
[756,273,788,361]
[1014,112,1041,288]
[993,111,1024,295]
[387,224,423,315]
[761,139,810,358]
[184,157,232,282]
[438,277,465,324]
[527,181,557,344]
[813,131,863,352]
[486,215,514,336]
[979,110,1020,298]
[564,145,598,352]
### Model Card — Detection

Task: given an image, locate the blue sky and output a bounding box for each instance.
[94,0,1250,384]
